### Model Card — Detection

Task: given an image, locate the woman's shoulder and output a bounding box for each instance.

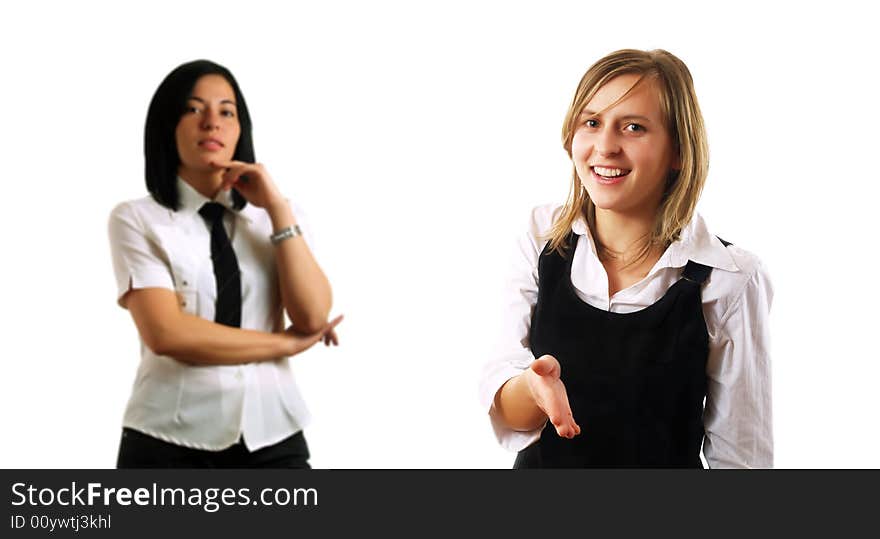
[723,243,767,281]
[685,214,765,276]
[692,216,773,319]
[526,203,566,237]
[108,195,172,230]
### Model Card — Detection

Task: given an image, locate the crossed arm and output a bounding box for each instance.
[124,287,341,366]
[115,160,340,366]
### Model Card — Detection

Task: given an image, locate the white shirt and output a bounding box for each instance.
[108,177,312,451]
[479,204,773,468]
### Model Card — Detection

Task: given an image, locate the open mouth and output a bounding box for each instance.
[591,166,631,179]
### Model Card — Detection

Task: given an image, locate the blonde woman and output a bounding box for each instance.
[480,49,772,468]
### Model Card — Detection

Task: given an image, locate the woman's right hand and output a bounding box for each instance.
[284,314,344,356]
[524,355,581,439]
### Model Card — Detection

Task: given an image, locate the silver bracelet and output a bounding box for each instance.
[270,225,302,245]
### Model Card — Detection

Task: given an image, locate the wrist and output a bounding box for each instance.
[266,199,296,228]
[279,332,297,357]
[270,224,303,245]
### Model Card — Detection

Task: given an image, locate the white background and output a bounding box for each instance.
[1,0,877,468]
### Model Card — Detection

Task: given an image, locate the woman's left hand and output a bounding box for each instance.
[210,160,285,210]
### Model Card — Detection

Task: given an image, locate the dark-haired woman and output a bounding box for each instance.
[109,60,340,468]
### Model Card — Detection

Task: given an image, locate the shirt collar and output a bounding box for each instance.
[667,213,739,272]
[174,176,253,223]
[570,212,739,273]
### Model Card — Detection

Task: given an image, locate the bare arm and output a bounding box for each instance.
[125,287,341,366]
[481,205,580,442]
[265,199,333,333]
[211,161,333,333]
[493,355,581,438]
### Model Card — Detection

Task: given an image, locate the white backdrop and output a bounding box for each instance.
[2,0,878,468]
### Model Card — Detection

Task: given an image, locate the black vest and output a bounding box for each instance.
[514,232,727,468]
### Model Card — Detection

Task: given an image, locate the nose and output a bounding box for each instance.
[595,126,621,157]
[200,107,220,131]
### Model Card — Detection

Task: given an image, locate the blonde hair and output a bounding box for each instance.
[548,49,709,262]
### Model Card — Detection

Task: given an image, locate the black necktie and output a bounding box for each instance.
[198,202,241,328]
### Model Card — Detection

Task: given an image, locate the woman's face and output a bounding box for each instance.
[571,73,678,219]
[175,74,241,173]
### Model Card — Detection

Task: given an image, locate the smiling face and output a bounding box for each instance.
[571,73,678,220]
[175,74,240,176]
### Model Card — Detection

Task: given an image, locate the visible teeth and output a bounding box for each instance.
[593,166,626,177]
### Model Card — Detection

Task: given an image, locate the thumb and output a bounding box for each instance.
[530,355,560,378]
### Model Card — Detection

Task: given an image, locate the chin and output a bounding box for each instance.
[584,188,620,211]
[590,199,625,212]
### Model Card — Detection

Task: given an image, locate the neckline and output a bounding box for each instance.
[558,235,697,320]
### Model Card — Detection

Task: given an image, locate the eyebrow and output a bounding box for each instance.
[581,110,653,123]
[188,96,237,106]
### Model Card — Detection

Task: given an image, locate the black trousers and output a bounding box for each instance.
[116,428,311,469]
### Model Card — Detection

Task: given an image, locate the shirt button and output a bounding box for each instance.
[235,371,243,380]
[181,300,187,307]
[182,280,188,286]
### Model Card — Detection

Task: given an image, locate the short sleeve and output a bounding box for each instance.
[703,259,774,468]
[107,202,175,307]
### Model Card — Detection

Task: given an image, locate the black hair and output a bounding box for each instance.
[144,59,254,210]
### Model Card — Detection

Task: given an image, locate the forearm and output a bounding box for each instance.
[267,200,333,332]
[494,373,548,431]
[151,313,292,366]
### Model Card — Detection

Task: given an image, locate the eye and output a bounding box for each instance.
[221,109,236,118]
[184,105,201,114]
[584,118,599,128]
[625,123,645,133]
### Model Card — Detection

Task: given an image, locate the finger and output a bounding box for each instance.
[209,159,245,170]
[291,315,343,339]
[555,398,580,438]
[208,161,251,190]
[548,409,577,435]
[219,168,242,191]
[556,424,575,439]
[291,316,343,353]
[554,417,581,439]
[220,175,237,192]
[327,328,339,346]
[323,318,341,346]
[315,316,342,346]
[544,382,579,438]
[325,314,344,331]
[223,166,250,188]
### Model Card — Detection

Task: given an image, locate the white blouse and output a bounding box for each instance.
[108,178,312,451]
[479,204,774,468]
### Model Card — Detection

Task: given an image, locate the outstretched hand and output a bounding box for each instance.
[285,315,344,355]
[525,355,581,438]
